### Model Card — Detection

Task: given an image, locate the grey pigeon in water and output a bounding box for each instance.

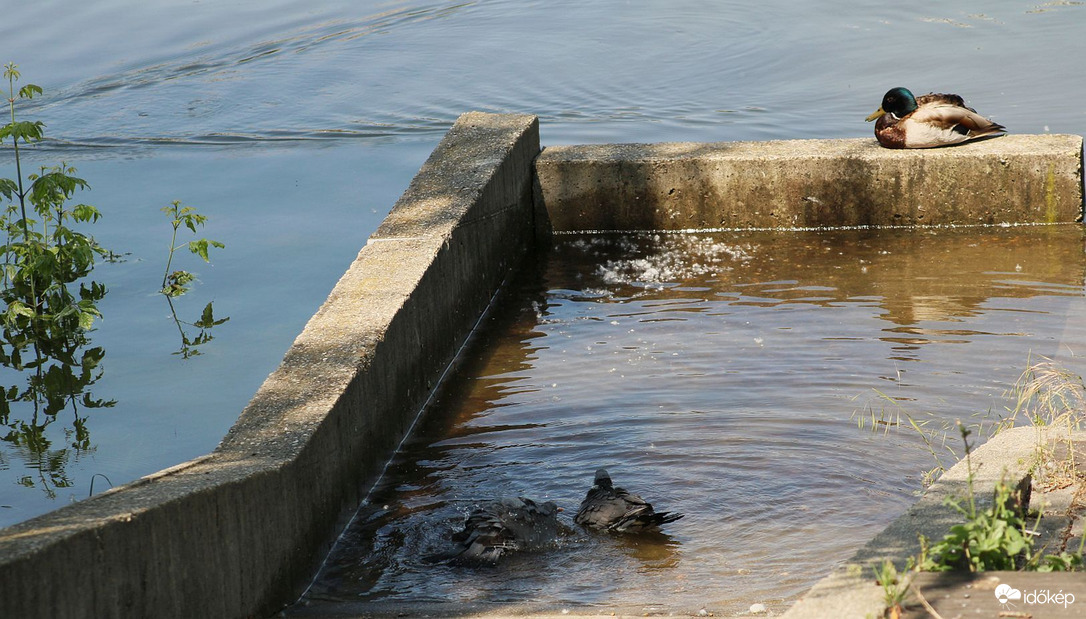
[574,468,684,533]
[448,496,562,563]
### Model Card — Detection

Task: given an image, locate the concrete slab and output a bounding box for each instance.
[906,572,1083,618]
[535,135,1084,232]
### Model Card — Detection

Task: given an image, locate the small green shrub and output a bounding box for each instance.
[917,477,1031,572]
[1,63,113,494]
[915,423,1083,573]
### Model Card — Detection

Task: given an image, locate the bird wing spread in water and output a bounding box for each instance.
[450,497,560,563]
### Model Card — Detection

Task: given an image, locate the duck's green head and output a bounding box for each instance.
[865,86,918,121]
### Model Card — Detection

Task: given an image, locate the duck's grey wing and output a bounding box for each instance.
[575,487,629,529]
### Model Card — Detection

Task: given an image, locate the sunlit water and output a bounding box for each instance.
[291,226,1086,616]
[0,0,1084,602]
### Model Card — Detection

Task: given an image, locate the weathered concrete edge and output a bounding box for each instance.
[782,426,1081,619]
[0,112,541,619]
[535,134,1085,232]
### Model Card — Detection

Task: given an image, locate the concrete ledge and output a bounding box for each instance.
[0,112,540,619]
[782,427,1081,619]
[535,135,1084,232]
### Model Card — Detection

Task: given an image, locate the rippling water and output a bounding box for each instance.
[1,0,1084,588]
[293,226,1086,616]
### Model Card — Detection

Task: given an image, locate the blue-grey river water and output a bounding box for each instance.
[2,0,1086,612]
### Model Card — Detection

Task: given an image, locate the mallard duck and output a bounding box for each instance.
[448,496,562,563]
[574,469,683,533]
[865,86,1006,149]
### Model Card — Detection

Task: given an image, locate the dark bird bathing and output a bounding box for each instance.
[575,469,684,533]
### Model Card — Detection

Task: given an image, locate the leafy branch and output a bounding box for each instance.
[160,200,224,297]
[158,200,227,357]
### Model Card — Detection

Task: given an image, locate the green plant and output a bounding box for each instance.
[0,62,113,494]
[913,422,1085,574]
[917,424,1033,572]
[160,200,223,298]
[1034,547,1085,572]
[918,478,1032,572]
[164,296,228,359]
[852,388,978,488]
[873,559,912,619]
[159,200,227,357]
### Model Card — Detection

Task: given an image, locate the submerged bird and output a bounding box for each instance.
[447,496,562,563]
[574,468,684,533]
[865,86,1006,149]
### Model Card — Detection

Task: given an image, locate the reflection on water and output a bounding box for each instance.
[296,225,1086,616]
[163,297,229,359]
[585,226,1083,351]
[0,312,112,500]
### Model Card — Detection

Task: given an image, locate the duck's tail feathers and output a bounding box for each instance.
[654,511,684,526]
[611,510,685,533]
[956,110,1006,138]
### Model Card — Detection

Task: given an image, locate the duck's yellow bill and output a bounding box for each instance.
[865,107,885,122]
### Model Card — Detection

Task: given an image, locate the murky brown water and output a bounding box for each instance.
[293,225,1086,616]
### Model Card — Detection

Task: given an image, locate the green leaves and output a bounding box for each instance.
[2,63,232,500]
[28,166,89,209]
[0,120,45,144]
[71,203,102,223]
[18,84,42,100]
[196,301,229,329]
[160,200,224,296]
[1036,551,1085,572]
[0,178,17,200]
[2,64,44,147]
[873,559,913,615]
[921,489,1030,571]
[918,480,1030,572]
[2,63,113,495]
[916,467,1083,574]
[158,200,229,357]
[162,201,207,233]
[187,238,225,263]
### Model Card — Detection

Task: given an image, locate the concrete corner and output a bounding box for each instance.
[0,112,540,619]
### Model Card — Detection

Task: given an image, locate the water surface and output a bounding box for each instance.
[296,226,1086,616]
[1,0,1084,543]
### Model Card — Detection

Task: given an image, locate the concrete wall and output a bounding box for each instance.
[534,135,1084,232]
[0,112,540,619]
